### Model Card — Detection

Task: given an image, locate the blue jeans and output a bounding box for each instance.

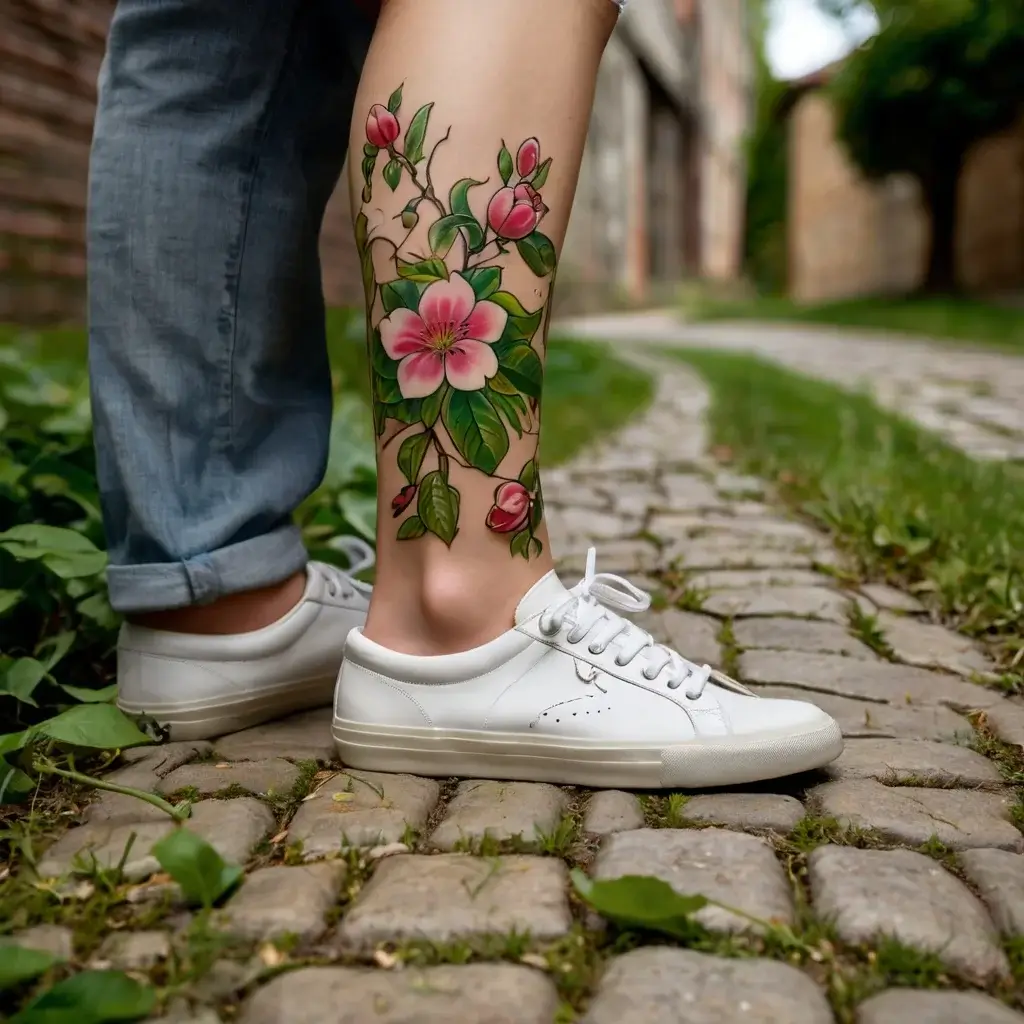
[88,0,375,614]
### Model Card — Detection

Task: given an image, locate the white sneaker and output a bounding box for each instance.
[334,549,843,789]
[118,550,373,741]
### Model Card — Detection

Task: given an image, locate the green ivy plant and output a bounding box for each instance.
[0,339,378,807]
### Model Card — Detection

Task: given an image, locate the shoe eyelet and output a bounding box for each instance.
[539,616,558,637]
[588,644,603,655]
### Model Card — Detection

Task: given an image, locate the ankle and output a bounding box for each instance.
[363,556,549,656]
[131,572,306,635]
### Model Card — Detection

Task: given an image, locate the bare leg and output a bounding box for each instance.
[352,0,617,655]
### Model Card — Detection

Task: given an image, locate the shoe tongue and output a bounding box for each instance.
[514,570,572,625]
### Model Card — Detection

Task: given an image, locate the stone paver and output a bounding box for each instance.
[811,779,1022,851]
[740,650,1000,709]
[37,797,275,880]
[429,780,567,851]
[157,758,300,798]
[592,828,793,933]
[857,989,1024,1023]
[122,740,213,772]
[216,862,345,942]
[670,538,827,570]
[681,793,805,834]
[637,609,720,666]
[92,930,170,970]
[984,703,1024,746]
[214,708,335,762]
[877,612,994,678]
[336,855,571,952]
[750,685,972,741]
[824,738,1003,787]
[659,474,724,510]
[960,848,1024,937]
[83,762,178,825]
[703,585,853,624]
[808,846,1009,980]
[239,964,560,1024]
[733,618,879,660]
[582,791,645,835]
[8,925,73,959]
[691,567,831,590]
[289,771,439,856]
[859,584,926,614]
[582,947,834,1024]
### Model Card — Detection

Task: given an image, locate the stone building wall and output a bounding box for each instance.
[788,88,1024,303]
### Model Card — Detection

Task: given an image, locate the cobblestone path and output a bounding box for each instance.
[565,311,1024,462]
[15,351,1024,1023]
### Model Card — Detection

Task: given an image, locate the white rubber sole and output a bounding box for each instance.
[332,716,844,789]
[118,676,335,741]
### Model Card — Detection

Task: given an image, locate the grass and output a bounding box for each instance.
[685,293,1024,353]
[1,309,653,471]
[662,348,1024,674]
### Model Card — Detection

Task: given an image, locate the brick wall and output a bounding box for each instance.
[0,0,363,325]
[788,90,1024,302]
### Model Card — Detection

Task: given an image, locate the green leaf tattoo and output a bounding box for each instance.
[359,87,558,560]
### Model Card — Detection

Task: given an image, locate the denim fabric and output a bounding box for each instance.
[88,0,374,613]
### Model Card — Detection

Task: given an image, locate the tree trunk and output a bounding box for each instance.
[921,159,963,294]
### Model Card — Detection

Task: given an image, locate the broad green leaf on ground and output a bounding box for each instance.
[0,589,22,616]
[11,970,155,1024]
[0,658,46,706]
[441,390,509,475]
[76,592,120,631]
[58,684,118,704]
[0,945,64,990]
[0,762,36,804]
[0,525,106,579]
[0,730,33,757]
[570,869,708,940]
[151,828,244,908]
[36,632,74,672]
[38,704,152,750]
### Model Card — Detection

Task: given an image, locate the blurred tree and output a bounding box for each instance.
[825,0,1024,292]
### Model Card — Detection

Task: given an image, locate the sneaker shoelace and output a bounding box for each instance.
[315,537,375,600]
[539,548,712,700]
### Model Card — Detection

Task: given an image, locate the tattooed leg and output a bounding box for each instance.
[351,0,617,655]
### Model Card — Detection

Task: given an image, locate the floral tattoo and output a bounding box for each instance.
[356,85,554,560]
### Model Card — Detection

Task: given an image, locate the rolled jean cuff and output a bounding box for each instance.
[106,524,309,614]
